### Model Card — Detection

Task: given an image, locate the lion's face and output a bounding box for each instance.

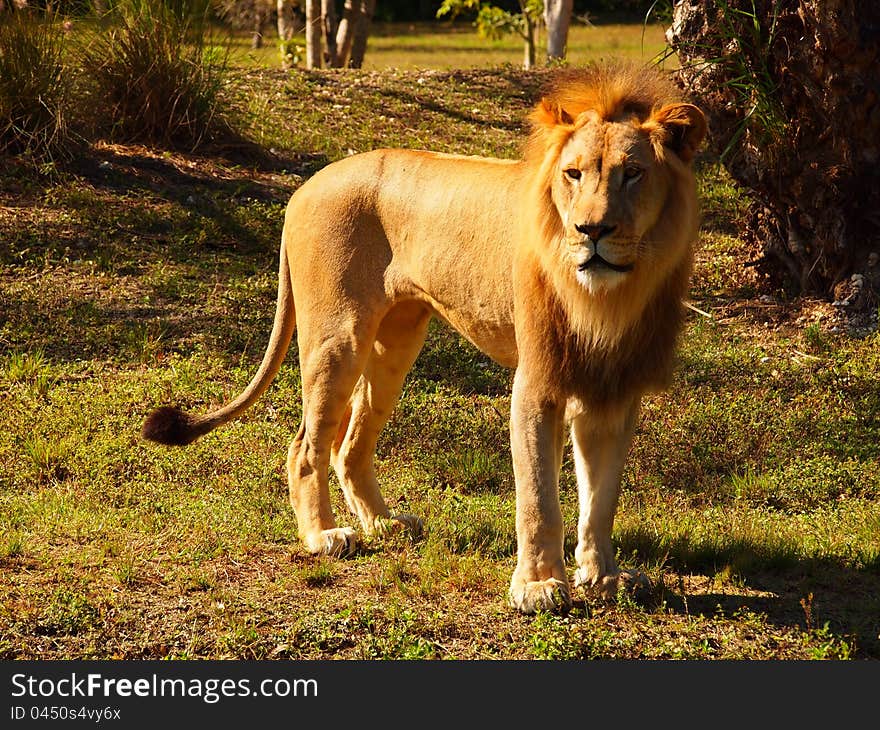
[551,114,680,294]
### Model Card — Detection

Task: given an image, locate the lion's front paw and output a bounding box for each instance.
[508,577,572,614]
[575,568,652,602]
[304,527,359,557]
[373,513,424,540]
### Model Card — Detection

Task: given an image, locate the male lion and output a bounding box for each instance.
[143,60,706,614]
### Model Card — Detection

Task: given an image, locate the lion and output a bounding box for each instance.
[142,60,706,614]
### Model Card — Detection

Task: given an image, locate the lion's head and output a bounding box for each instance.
[522,61,707,348]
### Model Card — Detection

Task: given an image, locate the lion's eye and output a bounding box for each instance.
[564,168,582,181]
[623,167,643,182]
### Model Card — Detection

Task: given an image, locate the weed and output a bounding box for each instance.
[806,624,855,660]
[431,447,510,493]
[299,558,336,588]
[80,0,235,150]
[1,531,26,559]
[4,349,55,395]
[0,10,78,163]
[368,553,412,596]
[38,588,100,636]
[802,322,829,353]
[21,435,67,482]
[113,553,140,587]
[530,612,581,660]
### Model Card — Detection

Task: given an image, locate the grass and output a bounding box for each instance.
[231,19,671,71]
[78,0,235,150]
[0,10,76,163]
[0,22,877,660]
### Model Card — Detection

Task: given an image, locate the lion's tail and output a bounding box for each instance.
[142,243,296,447]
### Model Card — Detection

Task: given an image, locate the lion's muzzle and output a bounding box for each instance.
[578,255,634,273]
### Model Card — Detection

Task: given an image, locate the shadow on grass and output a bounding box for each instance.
[617,528,880,658]
[71,145,311,207]
[373,67,545,133]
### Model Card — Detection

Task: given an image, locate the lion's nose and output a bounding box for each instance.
[575,224,616,242]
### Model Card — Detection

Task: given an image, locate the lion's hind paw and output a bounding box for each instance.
[577,569,653,604]
[373,513,424,540]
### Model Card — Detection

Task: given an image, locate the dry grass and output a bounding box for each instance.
[1,37,877,661]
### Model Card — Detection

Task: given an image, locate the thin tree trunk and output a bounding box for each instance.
[321,0,338,68]
[334,0,356,68]
[544,0,572,61]
[347,0,375,69]
[522,8,536,70]
[305,0,321,69]
[251,3,265,50]
[277,0,297,41]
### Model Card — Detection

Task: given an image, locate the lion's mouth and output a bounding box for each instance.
[577,255,634,274]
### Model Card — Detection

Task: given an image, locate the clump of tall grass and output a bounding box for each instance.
[0,10,77,163]
[81,0,234,150]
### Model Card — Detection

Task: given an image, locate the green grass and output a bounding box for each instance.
[0,24,877,660]
[78,0,237,150]
[230,20,671,71]
[0,10,76,163]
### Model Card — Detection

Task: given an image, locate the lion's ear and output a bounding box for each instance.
[530,98,575,128]
[645,103,707,163]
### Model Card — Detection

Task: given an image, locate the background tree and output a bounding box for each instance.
[321,0,338,66]
[214,0,275,48]
[346,0,374,67]
[437,0,544,70]
[668,0,880,329]
[543,0,572,61]
[305,0,320,67]
[277,0,301,43]
[332,0,375,68]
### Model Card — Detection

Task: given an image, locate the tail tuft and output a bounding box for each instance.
[142,406,201,446]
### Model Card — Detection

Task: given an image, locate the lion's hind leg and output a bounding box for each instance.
[331,301,431,541]
[288,315,382,558]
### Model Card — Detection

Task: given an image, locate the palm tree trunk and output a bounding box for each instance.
[668,0,880,330]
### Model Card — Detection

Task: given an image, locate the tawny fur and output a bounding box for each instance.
[142,60,706,615]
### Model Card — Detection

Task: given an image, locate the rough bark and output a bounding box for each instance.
[251,2,265,49]
[305,0,321,69]
[348,0,375,69]
[668,0,880,331]
[334,0,356,67]
[522,9,536,70]
[544,0,573,61]
[321,0,338,68]
[277,0,299,41]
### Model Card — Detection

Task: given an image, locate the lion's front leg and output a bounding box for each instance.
[570,399,647,600]
[507,370,570,614]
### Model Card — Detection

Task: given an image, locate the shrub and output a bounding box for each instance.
[80,0,234,150]
[0,10,77,163]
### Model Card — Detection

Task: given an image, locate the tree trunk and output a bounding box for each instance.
[305,0,321,69]
[321,0,338,68]
[251,2,265,50]
[347,0,375,69]
[521,4,536,70]
[334,0,356,68]
[668,0,880,330]
[277,0,298,41]
[544,0,572,61]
